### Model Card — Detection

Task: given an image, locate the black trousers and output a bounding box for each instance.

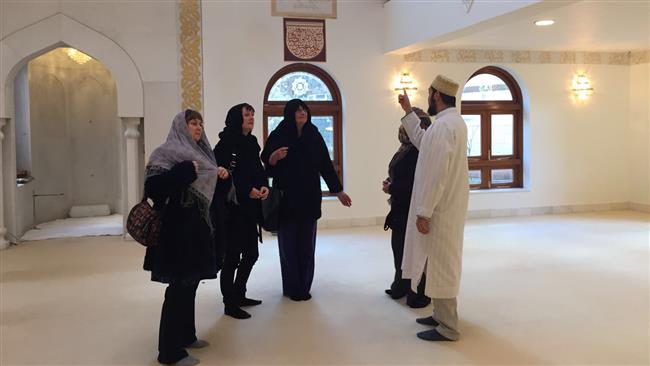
[390,225,427,297]
[277,218,317,298]
[220,210,259,306]
[158,281,199,364]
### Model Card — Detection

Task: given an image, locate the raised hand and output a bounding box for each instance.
[269,147,289,166]
[398,88,412,114]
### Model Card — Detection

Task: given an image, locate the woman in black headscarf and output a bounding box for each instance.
[383,107,431,308]
[214,103,269,319]
[144,109,230,365]
[261,99,352,301]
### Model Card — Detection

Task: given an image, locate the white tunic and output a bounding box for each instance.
[400,108,469,299]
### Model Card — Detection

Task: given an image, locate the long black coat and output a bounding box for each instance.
[261,120,342,222]
[213,134,267,223]
[143,161,224,283]
[384,146,419,231]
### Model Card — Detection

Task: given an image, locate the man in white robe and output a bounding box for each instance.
[397,75,469,341]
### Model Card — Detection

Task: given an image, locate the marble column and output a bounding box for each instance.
[123,117,141,220]
[0,118,9,249]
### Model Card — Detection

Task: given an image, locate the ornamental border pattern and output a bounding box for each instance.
[179,0,203,112]
[404,49,650,65]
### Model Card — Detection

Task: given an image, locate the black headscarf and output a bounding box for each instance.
[217,103,260,154]
[219,103,253,139]
[275,99,316,145]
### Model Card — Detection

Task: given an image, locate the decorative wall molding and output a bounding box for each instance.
[405,49,650,66]
[630,50,650,65]
[315,201,648,230]
[179,0,203,112]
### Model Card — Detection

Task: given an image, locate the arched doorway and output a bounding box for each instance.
[0,14,144,246]
[15,47,126,241]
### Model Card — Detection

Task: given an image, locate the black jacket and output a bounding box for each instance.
[261,99,342,222]
[213,134,267,223]
[143,160,225,283]
[384,146,418,231]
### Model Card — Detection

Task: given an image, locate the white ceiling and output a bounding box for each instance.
[432,0,649,52]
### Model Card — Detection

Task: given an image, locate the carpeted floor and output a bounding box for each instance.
[1,210,648,365]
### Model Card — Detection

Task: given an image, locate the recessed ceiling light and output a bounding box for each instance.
[534,19,555,26]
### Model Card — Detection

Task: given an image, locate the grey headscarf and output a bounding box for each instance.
[145,111,219,226]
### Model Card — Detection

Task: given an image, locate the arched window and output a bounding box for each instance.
[263,63,343,194]
[461,66,523,189]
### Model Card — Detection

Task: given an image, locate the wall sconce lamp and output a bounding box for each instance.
[66,48,92,65]
[572,73,593,101]
[394,72,418,93]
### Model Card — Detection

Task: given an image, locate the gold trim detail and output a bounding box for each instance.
[179,0,203,112]
[404,49,650,65]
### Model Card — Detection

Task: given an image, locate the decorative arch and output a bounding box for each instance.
[1,13,143,118]
[0,13,145,246]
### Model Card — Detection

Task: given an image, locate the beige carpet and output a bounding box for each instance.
[1,210,648,365]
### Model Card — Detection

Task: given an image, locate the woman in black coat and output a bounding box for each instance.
[383,107,431,308]
[143,109,229,365]
[261,99,351,301]
[213,103,268,319]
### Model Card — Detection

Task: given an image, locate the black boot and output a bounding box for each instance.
[406,292,431,308]
[385,288,408,299]
[240,297,262,307]
[224,305,251,319]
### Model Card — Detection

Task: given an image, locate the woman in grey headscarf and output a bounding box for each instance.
[143,109,229,366]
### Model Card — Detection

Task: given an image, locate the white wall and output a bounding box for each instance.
[402,62,634,211]
[28,49,121,223]
[16,181,34,238]
[628,62,650,207]
[203,1,405,223]
[203,1,644,222]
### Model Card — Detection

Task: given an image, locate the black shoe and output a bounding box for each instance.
[385,288,408,300]
[224,306,251,319]
[416,329,454,342]
[406,294,431,308]
[240,297,262,307]
[416,316,439,326]
[289,293,311,301]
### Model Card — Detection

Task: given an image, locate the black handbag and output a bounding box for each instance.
[261,187,283,232]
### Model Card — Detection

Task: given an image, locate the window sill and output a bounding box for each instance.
[470,187,530,194]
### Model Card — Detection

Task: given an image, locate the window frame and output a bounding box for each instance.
[263,63,343,195]
[461,66,524,189]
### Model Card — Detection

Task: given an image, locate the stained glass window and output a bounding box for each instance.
[268,72,333,101]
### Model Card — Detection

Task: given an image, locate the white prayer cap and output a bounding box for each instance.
[430,74,460,97]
